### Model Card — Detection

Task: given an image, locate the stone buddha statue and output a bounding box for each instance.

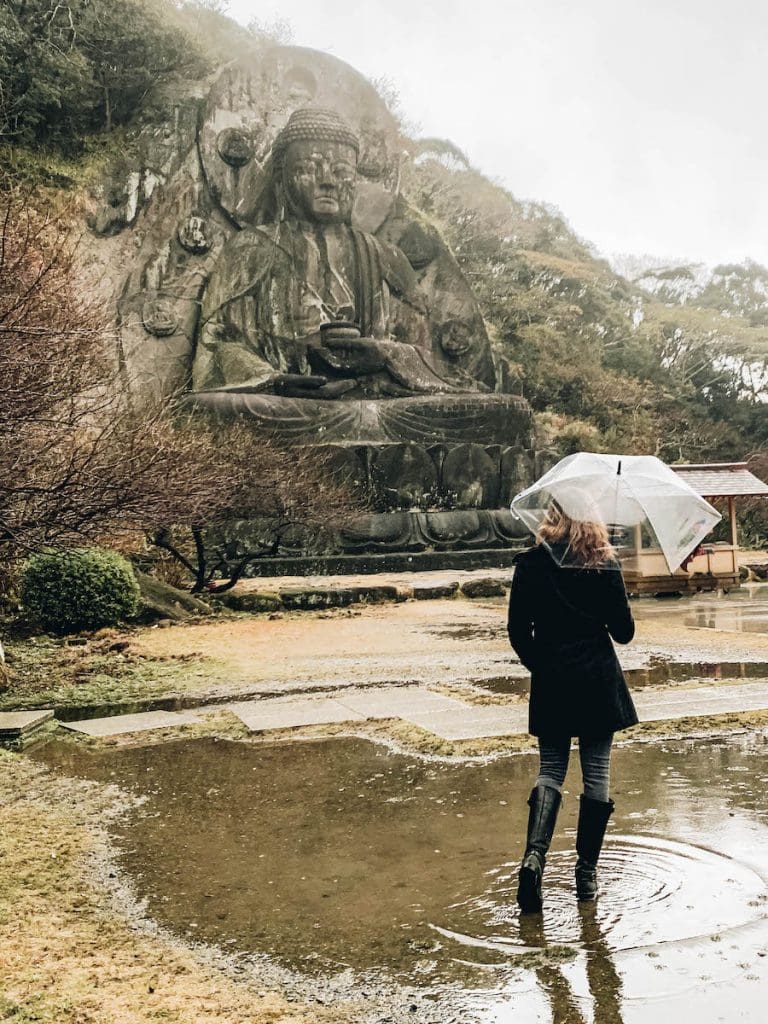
[190,107,523,445]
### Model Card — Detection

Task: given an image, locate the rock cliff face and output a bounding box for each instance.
[83,45,537,571]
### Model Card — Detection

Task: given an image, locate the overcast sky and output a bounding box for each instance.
[228,0,768,269]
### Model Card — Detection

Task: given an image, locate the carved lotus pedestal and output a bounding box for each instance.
[205,408,548,576]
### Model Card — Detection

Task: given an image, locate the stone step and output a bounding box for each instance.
[220,568,512,612]
[226,697,366,731]
[60,709,202,737]
[0,709,54,748]
[399,704,528,740]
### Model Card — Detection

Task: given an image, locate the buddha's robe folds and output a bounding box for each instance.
[192,220,436,393]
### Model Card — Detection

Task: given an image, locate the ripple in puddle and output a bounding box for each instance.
[438,835,767,956]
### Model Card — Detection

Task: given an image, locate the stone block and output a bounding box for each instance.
[492,508,532,542]
[0,709,54,743]
[341,511,425,552]
[500,446,536,505]
[635,681,768,724]
[280,588,354,610]
[370,444,438,510]
[334,687,466,718]
[222,591,283,613]
[440,443,500,508]
[226,697,365,732]
[461,578,508,598]
[400,705,527,740]
[412,581,459,600]
[420,510,503,550]
[237,547,519,576]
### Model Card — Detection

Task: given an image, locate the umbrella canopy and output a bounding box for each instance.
[511,452,722,573]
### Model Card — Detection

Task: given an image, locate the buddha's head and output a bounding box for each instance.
[272,108,360,225]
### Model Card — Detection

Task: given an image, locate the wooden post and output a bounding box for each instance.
[729,496,738,577]
[729,496,738,547]
[633,523,643,574]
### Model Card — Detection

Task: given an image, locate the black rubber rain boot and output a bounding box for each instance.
[575,795,614,900]
[516,785,562,913]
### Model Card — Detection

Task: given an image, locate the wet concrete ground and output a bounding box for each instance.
[37,732,768,1022]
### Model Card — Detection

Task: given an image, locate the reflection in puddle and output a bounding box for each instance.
[623,658,768,687]
[476,657,768,696]
[439,834,765,953]
[36,733,768,1021]
[633,584,768,634]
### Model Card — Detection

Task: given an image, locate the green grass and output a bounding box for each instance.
[2,130,132,191]
[0,634,209,712]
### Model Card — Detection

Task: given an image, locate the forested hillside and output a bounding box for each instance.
[0,0,284,165]
[2,0,766,474]
[403,155,768,464]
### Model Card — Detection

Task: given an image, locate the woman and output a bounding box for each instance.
[507,503,638,913]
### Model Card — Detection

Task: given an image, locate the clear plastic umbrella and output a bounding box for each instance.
[511,452,721,572]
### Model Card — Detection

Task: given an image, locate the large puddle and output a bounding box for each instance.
[37,733,768,1021]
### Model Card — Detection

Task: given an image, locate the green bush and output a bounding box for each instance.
[21,548,140,634]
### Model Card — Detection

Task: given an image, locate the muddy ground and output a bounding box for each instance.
[4,586,768,714]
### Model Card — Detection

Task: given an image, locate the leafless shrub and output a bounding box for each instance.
[0,192,362,593]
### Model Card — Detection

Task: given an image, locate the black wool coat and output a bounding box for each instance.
[507,544,638,739]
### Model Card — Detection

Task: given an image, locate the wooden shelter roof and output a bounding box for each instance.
[672,462,768,498]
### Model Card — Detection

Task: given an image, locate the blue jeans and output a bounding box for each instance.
[536,735,613,802]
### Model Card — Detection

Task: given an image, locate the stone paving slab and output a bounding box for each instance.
[61,710,201,737]
[635,681,768,722]
[45,679,768,742]
[226,697,366,732]
[0,709,54,737]
[332,686,467,719]
[399,705,528,741]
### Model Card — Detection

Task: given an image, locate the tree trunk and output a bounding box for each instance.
[101,75,112,132]
[190,523,207,593]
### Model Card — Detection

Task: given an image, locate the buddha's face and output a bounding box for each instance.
[282,139,357,223]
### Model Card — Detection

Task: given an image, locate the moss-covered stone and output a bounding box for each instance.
[220,591,283,613]
[135,572,212,622]
[280,588,353,610]
[461,578,507,598]
[413,582,460,600]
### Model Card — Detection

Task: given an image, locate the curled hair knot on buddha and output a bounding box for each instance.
[271,107,360,171]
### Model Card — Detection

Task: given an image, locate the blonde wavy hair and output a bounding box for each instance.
[536,502,615,568]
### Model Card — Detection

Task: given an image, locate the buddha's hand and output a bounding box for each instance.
[272,373,356,400]
[308,336,388,376]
